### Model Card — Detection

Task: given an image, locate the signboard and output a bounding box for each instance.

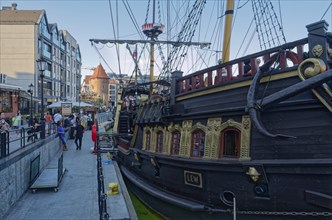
[184,170,203,188]
[61,103,72,116]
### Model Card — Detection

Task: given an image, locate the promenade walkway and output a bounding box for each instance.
[3,129,135,220]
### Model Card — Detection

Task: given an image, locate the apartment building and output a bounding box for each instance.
[0,3,81,114]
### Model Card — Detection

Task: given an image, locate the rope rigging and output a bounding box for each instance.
[158,0,207,81]
[251,0,286,50]
[108,0,122,75]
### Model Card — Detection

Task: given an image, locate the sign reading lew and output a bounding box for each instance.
[184,170,202,188]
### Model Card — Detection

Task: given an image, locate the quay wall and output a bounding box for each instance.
[0,133,68,219]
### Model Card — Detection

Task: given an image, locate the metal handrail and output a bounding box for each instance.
[96,127,109,220]
[0,124,59,159]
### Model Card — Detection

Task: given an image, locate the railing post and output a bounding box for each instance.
[1,132,7,158]
[171,71,183,104]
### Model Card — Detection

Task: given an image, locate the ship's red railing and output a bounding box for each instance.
[176,38,308,95]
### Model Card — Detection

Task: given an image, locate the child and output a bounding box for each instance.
[57,121,68,151]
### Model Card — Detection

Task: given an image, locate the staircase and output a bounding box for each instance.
[118,113,130,134]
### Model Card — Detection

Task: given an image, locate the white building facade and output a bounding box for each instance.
[0,3,82,109]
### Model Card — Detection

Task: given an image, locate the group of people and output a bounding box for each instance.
[0,110,88,152]
[54,111,86,151]
[1,111,21,134]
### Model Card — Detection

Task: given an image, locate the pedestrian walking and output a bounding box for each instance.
[53,110,62,124]
[45,112,53,135]
[12,113,20,135]
[27,118,40,142]
[74,120,85,150]
[56,121,68,151]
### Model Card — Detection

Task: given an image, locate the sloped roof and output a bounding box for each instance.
[84,75,92,84]
[0,10,44,25]
[90,64,110,79]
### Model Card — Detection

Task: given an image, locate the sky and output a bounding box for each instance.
[1,0,332,80]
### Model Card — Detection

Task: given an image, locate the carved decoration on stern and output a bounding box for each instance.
[206,118,222,159]
[312,44,323,57]
[298,58,332,112]
[180,120,193,158]
[240,115,251,160]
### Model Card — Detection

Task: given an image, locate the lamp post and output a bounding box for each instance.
[28,83,34,126]
[36,58,46,139]
[78,94,81,114]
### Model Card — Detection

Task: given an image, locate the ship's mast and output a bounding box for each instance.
[221,0,235,63]
[142,0,163,95]
[90,0,210,90]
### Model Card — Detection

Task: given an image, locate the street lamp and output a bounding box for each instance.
[28,83,34,126]
[36,58,46,139]
[78,93,81,113]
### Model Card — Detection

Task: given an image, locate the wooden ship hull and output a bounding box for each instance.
[112,20,332,219]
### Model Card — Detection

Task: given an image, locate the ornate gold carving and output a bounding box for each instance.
[141,116,252,161]
[246,167,260,182]
[180,120,193,157]
[298,58,332,112]
[312,44,323,57]
[218,119,241,131]
[206,118,222,159]
[298,58,326,79]
[240,115,251,160]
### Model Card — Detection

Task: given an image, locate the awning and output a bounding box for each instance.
[18,90,40,102]
[0,83,22,91]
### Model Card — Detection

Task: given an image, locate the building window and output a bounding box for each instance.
[220,128,240,158]
[39,16,51,40]
[145,131,151,151]
[0,92,13,113]
[156,131,163,153]
[191,129,205,158]
[171,131,180,155]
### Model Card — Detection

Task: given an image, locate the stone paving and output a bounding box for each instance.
[3,129,135,220]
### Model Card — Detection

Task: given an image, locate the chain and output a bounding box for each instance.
[237,210,332,217]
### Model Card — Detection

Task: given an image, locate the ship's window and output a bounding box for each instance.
[145,131,151,151]
[191,129,205,158]
[171,131,180,155]
[156,131,163,153]
[220,128,240,158]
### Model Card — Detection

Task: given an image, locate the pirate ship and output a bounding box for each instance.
[92,0,332,219]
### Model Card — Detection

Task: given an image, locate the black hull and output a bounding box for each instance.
[113,20,332,219]
[118,151,332,220]
[122,170,331,220]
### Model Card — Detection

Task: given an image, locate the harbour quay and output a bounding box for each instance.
[0,126,137,220]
